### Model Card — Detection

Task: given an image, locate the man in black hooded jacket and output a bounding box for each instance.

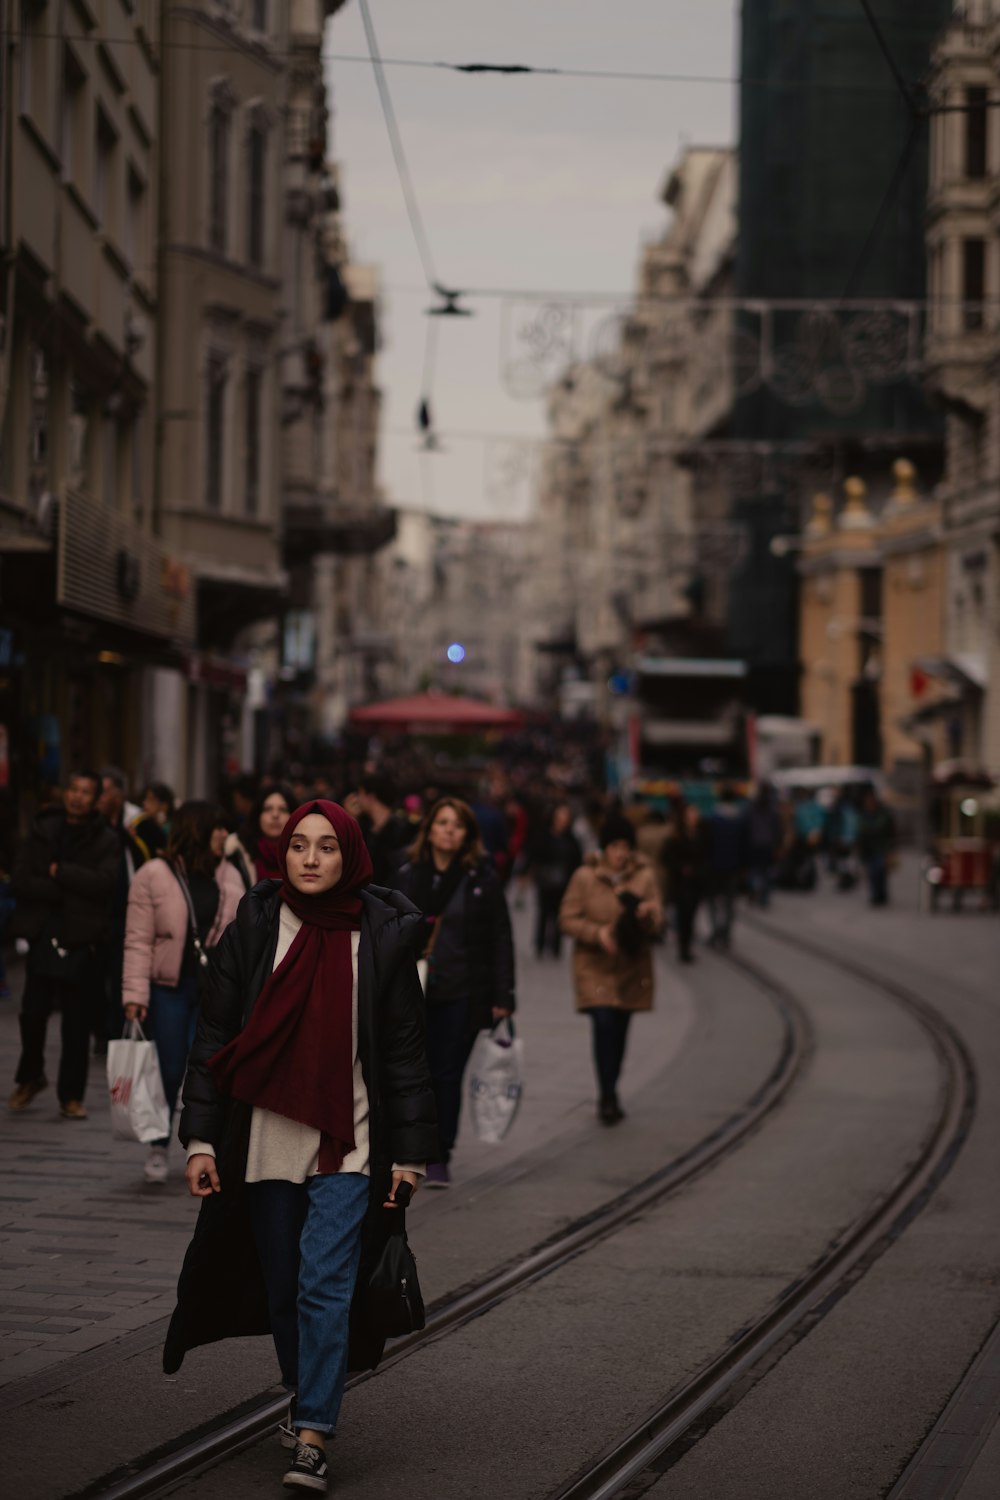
[8,772,119,1119]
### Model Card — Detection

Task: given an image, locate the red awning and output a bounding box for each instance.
[349,692,524,735]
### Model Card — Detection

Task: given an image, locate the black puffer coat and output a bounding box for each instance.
[9,809,119,947]
[162,881,438,1376]
[394,858,516,1029]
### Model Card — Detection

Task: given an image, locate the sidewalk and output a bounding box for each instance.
[0,910,696,1393]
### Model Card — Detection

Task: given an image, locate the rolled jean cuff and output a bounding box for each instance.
[294,1421,333,1436]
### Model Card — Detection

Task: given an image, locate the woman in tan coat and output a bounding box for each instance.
[559,814,662,1124]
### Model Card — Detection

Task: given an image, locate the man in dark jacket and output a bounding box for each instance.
[8,772,119,1118]
[706,786,750,950]
[357,773,412,886]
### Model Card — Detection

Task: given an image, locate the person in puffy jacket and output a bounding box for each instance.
[170,801,437,1493]
[393,797,515,1188]
[559,814,662,1125]
[123,802,243,1184]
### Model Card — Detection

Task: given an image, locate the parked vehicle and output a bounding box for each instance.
[924,765,999,912]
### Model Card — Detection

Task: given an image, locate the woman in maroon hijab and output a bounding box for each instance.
[166,802,437,1495]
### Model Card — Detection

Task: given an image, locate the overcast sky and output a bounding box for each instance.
[323,1,738,521]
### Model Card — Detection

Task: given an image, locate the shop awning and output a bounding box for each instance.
[349,692,524,735]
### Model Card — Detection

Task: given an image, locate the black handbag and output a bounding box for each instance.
[366,1186,425,1339]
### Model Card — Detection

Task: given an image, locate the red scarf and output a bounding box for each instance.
[209,801,373,1174]
[254,836,282,882]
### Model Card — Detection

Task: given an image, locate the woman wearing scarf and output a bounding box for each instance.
[164,802,437,1495]
[394,798,516,1187]
[225,783,295,890]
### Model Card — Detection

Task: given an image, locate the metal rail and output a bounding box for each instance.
[549,927,977,1500]
[75,967,810,1500]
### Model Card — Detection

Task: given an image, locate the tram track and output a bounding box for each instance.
[73,958,811,1500]
[549,921,977,1500]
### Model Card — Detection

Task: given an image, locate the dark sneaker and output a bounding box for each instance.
[424,1162,450,1189]
[283,1440,328,1492]
[9,1079,48,1112]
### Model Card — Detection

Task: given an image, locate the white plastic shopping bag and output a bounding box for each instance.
[107,1021,171,1144]
[467,1019,524,1144]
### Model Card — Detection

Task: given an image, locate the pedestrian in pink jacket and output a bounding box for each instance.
[123,803,243,1183]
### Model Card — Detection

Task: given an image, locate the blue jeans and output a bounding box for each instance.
[148,977,200,1148]
[247,1174,370,1436]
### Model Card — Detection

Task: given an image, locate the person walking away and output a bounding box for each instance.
[529,802,582,958]
[857,787,896,907]
[172,802,437,1493]
[706,787,749,948]
[746,784,782,908]
[636,807,671,911]
[826,788,860,890]
[559,815,662,1124]
[357,773,411,886]
[123,803,243,1182]
[395,798,515,1187]
[227,784,294,891]
[93,769,148,1055]
[8,772,119,1118]
[132,782,175,858]
[662,804,709,963]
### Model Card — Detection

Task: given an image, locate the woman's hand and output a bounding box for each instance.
[123,1002,148,1024]
[636,900,658,923]
[598,925,618,955]
[384,1170,419,1208]
[185,1153,221,1198]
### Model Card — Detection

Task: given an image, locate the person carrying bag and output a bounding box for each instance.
[107,1019,170,1144]
[122,802,243,1184]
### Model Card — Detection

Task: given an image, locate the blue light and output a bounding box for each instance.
[447,642,466,664]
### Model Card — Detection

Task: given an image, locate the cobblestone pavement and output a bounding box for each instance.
[0,908,694,1394]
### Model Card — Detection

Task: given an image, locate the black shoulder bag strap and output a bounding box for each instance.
[171,864,211,972]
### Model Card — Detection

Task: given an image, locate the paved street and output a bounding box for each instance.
[0,869,998,1499]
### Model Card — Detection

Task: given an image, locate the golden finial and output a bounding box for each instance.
[840,475,873,529]
[891,457,918,505]
[805,492,833,538]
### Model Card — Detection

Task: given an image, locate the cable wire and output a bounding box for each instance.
[356,0,440,292]
[843,116,924,298]
[858,0,924,117]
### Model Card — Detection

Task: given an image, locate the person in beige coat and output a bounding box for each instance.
[559,813,662,1124]
[123,802,243,1183]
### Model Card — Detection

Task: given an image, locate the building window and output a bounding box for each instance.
[19,0,45,118]
[59,47,86,183]
[962,237,986,330]
[245,366,262,516]
[247,123,266,269]
[94,108,117,229]
[208,105,231,254]
[205,353,228,511]
[251,0,267,32]
[965,87,988,180]
[125,168,145,268]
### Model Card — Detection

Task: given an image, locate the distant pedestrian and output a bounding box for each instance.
[857,787,896,908]
[662,804,709,963]
[170,802,437,1492]
[357,773,411,886]
[93,768,149,1055]
[395,798,516,1187]
[559,814,662,1125]
[746,784,782,908]
[132,781,175,858]
[706,787,749,949]
[227,783,295,891]
[123,802,243,1183]
[8,771,119,1119]
[529,802,582,958]
[636,807,671,909]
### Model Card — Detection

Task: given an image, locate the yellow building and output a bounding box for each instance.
[799,462,951,793]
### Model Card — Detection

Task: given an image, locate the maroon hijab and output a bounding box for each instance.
[209,801,373,1173]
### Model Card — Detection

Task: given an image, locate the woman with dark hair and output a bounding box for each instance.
[560,813,662,1124]
[170,802,437,1493]
[131,781,176,858]
[394,798,516,1187]
[226,783,296,890]
[123,802,243,1183]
